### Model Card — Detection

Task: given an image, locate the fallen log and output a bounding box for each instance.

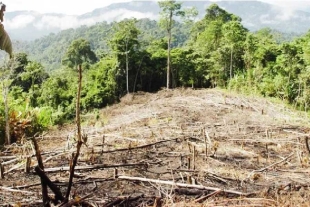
[41,162,157,173]
[0,200,43,207]
[1,158,18,166]
[97,138,181,154]
[118,175,254,196]
[0,186,35,195]
[35,166,65,202]
[0,156,16,160]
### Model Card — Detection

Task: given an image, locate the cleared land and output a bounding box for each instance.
[1,88,310,206]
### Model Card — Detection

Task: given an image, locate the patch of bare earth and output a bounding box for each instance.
[2,88,310,206]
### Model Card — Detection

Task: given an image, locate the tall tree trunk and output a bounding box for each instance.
[230,45,233,80]
[126,40,129,94]
[76,64,82,143]
[66,64,83,199]
[167,11,173,89]
[2,83,10,145]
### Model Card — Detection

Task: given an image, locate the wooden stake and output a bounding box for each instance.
[0,163,4,179]
[192,146,196,170]
[25,157,31,173]
[101,135,105,153]
[266,143,269,163]
[187,175,192,184]
[204,129,208,160]
[114,168,118,179]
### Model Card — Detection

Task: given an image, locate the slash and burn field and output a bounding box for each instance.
[1,88,310,206]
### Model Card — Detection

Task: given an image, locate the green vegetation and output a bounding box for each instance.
[1,1,310,144]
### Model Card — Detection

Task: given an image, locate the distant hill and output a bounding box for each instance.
[5,1,310,41]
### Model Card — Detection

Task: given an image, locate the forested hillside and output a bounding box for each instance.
[14,19,188,71]
[1,2,310,145]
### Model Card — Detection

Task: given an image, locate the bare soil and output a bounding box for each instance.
[2,88,310,206]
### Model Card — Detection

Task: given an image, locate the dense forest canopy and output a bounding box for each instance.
[1,1,310,144]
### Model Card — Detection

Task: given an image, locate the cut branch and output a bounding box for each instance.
[65,63,83,200]
[98,138,181,154]
[118,176,253,196]
[31,135,50,206]
[35,166,65,202]
[42,162,151,173]
[0,186,35,195]
[59,193,93,207]
[253,152,294,173]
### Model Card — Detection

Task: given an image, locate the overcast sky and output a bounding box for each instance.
[7,0,310,15]
[8,0,131,15]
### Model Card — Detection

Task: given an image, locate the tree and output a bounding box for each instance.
[158,0,184,89]
[204,3,238,23]
[110,19,140,94]
[38,72,75,121]
[82,56,118,110]
[189,4,243,87]
[10,53,29,88]
[21,61,49,106]
[222,20,247,79]
[146,39,168,90]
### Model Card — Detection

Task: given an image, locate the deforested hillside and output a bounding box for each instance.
[2,88,310,206]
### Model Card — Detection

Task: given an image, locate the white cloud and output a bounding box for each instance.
[9,9,157,31]
[107,9,157,21]
[4,14,36,29]
[9,0,132,15]
[260,0,310,12]
[33,15,80,30]
[259,14,277,24]
[7,0,310,16]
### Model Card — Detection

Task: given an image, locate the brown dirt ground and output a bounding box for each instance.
[2,88,310,206]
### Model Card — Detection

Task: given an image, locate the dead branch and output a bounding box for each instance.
[12,178,115,189]
[195,189,222,203]
[42,162,150,173]
[0,155,17,159]
[253,152,294,173]
[174,188,210,195]
[2,152,68,174]
[104,194,145,207]
[65,64,83,201]
[43,152,67,163]
[1,158,18,165]
[118,175,253,196]
[305,136,310,155]
[65,142,83,199]
[245,152,295,182]
[283,129,309,136]
[31,135,50,206]
[98,138,180,154]
[0,186,35,195]
[4,162,24,174]
[59,193,93,207]
[168,168,198,173]
[0,200,43,207]
[12,182,42,189]
[35,166,65,202]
